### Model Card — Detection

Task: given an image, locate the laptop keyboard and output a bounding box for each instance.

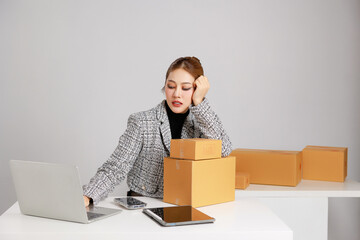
[87,211,105,221]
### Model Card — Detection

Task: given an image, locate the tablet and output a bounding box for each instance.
[142,206,215,227]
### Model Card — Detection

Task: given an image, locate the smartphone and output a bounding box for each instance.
[113,197,147,210]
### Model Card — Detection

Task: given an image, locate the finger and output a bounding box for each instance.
[202,76,209,85]
[202,77,209,85]
[195,75,204,81]
[195,80,203,89]
[194,77,203,87]
[204,76,209,84]
[202,77,210,89]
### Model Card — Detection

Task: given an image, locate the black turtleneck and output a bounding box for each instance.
[165,101,189,139]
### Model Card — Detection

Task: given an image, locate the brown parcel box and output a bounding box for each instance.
[170,138,222,160]
[230,149,302,187]
[302,145,347,182]
[163,156,235,208]
[236,172,250,189]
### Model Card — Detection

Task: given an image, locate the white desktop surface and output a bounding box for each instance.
[236,179,360,198]
[0,197,293,240]
[235,179,360,240]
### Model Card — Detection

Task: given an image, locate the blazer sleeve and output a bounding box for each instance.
[189,98,233,157]
[83,113,143,204]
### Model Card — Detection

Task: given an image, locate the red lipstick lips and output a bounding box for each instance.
[172,101,182,107]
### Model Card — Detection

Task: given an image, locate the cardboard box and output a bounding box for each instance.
[163,156,235,207]
[170,138,222,160]
[236,172,250,189]
[230,149,302,187]
[302,145,347,182]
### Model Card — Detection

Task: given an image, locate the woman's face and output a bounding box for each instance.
[165,68,195,114]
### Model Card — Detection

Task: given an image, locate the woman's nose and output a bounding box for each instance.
[173,87,181,97]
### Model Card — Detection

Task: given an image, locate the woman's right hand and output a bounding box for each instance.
[83,196,91,207]
[192,75,210,106]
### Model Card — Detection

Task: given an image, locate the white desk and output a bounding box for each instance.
[0,197,293,240]
[236,180,360,240]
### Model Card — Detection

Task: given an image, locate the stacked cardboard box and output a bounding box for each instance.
[230,145,348,187]
[230,149,302,187]
[302,145,347,182]
[164,138,235,208]
[236,172,250,189]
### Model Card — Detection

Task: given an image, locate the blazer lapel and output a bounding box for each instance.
[181,110,196,139]
[157,101,171,153]
[160,120,171,153]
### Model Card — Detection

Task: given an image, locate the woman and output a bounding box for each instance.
[83,56,232,206]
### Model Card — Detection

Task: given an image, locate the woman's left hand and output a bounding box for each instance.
[192,75,210,106]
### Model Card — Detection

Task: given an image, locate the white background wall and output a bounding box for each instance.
[0,0,359,239]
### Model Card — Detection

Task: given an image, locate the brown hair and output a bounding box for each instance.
[163,57,204,90]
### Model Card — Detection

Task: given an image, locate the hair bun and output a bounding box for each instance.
[165,56,204,82]
[191,56,201,63]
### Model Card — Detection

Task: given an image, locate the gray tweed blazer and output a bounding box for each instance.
[83,98,232,204]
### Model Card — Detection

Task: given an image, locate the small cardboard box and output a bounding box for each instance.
[236,172,250,189]
[230,149,302,187]
[302,145,347,182]
[163,156,235,207]
[170,138,222,160]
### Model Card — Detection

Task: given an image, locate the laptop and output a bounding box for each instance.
[143,206,215,226]
[9,160,121,224]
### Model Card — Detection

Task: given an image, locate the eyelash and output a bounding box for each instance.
[167,85,192,91]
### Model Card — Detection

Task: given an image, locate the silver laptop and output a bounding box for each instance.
[9,160,121,224]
